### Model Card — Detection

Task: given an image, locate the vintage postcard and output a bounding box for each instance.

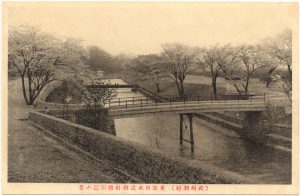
[2,2,299,194]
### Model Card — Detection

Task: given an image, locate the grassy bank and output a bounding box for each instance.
[110,71,226,98]
[8,79,133,183]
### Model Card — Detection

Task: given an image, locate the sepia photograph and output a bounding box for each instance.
[2,2,299,194]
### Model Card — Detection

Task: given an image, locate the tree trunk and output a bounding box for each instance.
[175,80,182,97]
[64,80,69,101]
[244,76,250,95]
[155,83,160,93]
[234,82,242,95]
[287,64,292,81]
[266,77,272,88]
[266,66,277,88]
[179,81,185,98]
[27,69,34,105]
[212,76,217,99]
[21,74,30,105]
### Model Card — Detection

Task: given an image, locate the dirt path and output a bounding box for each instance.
[7,79,133,183]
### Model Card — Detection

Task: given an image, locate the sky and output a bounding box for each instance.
[6,2,297,55]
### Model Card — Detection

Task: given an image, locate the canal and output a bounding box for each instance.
[109,80,291,184]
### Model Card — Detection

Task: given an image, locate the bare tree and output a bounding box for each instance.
[161,43,196,97]
[8,25,57,104]
[196,45,219,98]
[236,45,268,95]
[132,54,168,93]
[264,29,292,104]
[264,29,292,80]
[265,66,278,88]
[221,44,269,95]
[196,45,238,98]
[8,25,87,105]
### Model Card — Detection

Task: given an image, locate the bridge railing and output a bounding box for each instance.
[86,84,135,89]
[109,96,151,107]
[159,93,252,102]
[108,93,266,109]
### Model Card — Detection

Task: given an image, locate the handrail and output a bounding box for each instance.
[85,84,135,88]
[112,96,147,101]
[109,93,265,104]
[108,94,266,109]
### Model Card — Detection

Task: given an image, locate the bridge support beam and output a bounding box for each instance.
[188,114,194,153]
[179,113,194,153]
[180,114,183,145]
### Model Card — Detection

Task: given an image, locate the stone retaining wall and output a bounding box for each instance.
[196,111,291,148]
[28,110,250,184]
[212,110,291,139]
[268,124,291,138]
[41,108,115,135]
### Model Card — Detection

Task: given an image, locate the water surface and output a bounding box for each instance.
[113,88,291,184]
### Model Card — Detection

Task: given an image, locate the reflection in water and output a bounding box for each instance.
[115,114,291,184]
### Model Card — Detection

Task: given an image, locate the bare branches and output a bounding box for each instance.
[161,43,197,97]
[264,29,292,81]
[8,24,88,105]
[132,54,168,93]
[195,44,238,97]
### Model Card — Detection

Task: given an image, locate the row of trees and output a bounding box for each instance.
[133,29,292,100]
[8,25,118,106]
[8,24,292,106]
[8,25,90,105]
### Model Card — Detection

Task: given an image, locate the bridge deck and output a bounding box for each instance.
[109,98,267,119]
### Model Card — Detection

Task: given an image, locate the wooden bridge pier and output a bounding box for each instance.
[179,113,195,153]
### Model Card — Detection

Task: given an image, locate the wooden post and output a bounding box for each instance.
[189,114,194,153]
[180,114,183,145]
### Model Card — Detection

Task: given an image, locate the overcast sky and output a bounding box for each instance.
[6,2,296,55]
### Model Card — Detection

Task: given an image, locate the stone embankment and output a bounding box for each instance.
[195,111,291,151]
